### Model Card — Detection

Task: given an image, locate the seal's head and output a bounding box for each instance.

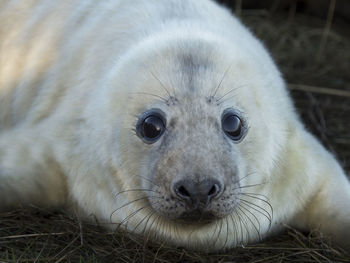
[102,32,293,248]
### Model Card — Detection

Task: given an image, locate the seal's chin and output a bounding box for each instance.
[173,210,218,225]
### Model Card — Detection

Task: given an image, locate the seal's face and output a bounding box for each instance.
[135,104,247,222]
[120,44,259,225]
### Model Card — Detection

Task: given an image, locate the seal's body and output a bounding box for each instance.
[0,0,349,251]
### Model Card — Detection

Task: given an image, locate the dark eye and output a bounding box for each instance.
[136,109,166,144]
[221,110,244,141]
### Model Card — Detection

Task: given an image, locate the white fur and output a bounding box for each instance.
[0,0,349,251]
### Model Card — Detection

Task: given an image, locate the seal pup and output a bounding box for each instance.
[0,0,349,251]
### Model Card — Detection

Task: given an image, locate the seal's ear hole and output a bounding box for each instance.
[136,109,166,144]
[221,109,245,141]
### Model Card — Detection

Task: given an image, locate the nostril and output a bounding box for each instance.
[178,185,190,198]
[208,184,218,197]
[172,179,223,205]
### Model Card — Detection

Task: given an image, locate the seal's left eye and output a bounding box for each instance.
[136,109,166,144]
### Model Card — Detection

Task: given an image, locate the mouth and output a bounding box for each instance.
[174,210,217,224]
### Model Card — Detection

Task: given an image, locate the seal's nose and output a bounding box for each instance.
[172,179,223,208]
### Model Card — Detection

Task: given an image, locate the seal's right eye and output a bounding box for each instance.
[221,109,246,142]
[136,109,166,144]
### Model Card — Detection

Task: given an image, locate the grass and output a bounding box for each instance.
[1,5,350,263]
[0,208,349,262]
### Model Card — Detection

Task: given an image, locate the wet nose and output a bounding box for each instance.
[172,179,223,207]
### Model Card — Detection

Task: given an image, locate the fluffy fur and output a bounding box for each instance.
[0,0,349,251]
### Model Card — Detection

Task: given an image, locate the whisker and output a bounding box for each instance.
[216,84,246,103]
[110,196,161,222]
[150,71,173,98]
[235,208,251,243]
[164,217,171,242]
[230,214,239,249]
[239,200,272,229]
[239,204,261,232]
[241,192,269,199]
[132,207,157,233]
[216,87,238,102]
[222,216,230,249]
[214,216,223,246]
[186,222,198,246]
[235,210,244,245]
[210,217,220,247]
[114,188,158,198]
[240,199,272,220]
[149,213,163,242]
[140,210,157,236]
[143,213,161,249]
[241,193,274,220]
[117,206,149,230]
[144,214,159,244]
[210,63,232,99]
[233,182,268,190]
[232,171,258,186]
[240,198,272,220]
[229,214,238,247]
[216,95,236,105]
[237,206,261,241]
[128,92,168,103]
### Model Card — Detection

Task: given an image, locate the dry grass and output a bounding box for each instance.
[0,208,349,262]
[1,6,350,263]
